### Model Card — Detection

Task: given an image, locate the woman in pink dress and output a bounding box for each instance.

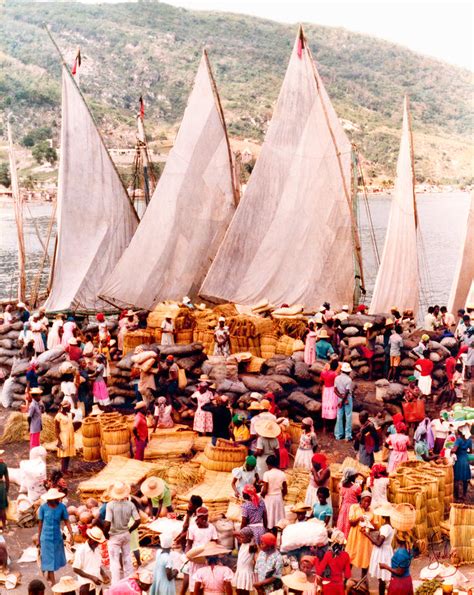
[277,418,291,469]
[304,320,318,366]
[61,316,76,347]
[336,468,362,537]
[320,359,339,432]
[386,423,410,473]
[192,381,213,434]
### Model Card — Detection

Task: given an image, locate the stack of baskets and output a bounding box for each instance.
[82,416,101,462]
[285,468,310,504]
[449,504,474,564]
[123,330,154,355]
[391,483,428,553]
[98,413,131,463]
[201,439,247,472]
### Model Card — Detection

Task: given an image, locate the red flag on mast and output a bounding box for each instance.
[71,49,81,75]
[139,96,145,120]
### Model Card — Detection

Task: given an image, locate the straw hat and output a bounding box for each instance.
[390,306,399,311]
[329,529,347,545]
[421,334,430,342]
[260,399,271,410]
[249,392,262,401]
[342,305,349,311]
[109,481,131,501]
[68,337,78,345]
[186,542,231,561]
[198,374,210,383]
[44,488,65,501]
[282,571,313,592]
[291,503,312,513]
[17,302,26,309]
[182,296,191,304]
[126,309,135,317]
[86,526,106,543]
[141,477,165,499]
[30,387,43,395]
[385,318,394,326]
[373,503,394,518]
[318,330,330,339]
[135,401,147,410]
[52,576,80,593]
[254,419,281,438]
[341,362,352,373]
[90,404,102,416]
[363,322,373,330]
[218,316,226,322]
[248,401,264,411]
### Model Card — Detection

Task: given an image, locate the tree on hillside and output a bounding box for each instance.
[21,126,53,148]
[0,163,11,188]
[32,141,57,166]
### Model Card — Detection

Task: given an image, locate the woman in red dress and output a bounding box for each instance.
[276,418,290,469]
[314,529,351,595]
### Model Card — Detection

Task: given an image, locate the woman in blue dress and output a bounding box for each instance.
[452,428,472,501]
[150,533,178,595]
[38,488,73,586]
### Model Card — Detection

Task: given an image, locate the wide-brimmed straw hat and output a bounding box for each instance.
[52,576,80,593]
[385,317,394,326]
[373,503,394,518]
[86,526,106,543]
[282,571,313,592]
[260,399,271,410]
[186,542,231,561]
[248,401,264,411]
[44,488,65,501]
[141,477,165,498]
[135,401,147,410]
[254,419,281,438]
[30,387,43,395]
[126,309,135,317]
[291,503,312,513]
[318,330,330,339]
[341,362,352,373]
[110,481,131,501]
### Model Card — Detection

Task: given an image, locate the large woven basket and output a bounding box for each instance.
[102,424,130,445]
[83,445,101,462]
[204,441,247,464]
[123,329,154,355]
[82,435,100,448]
[391,503,416,531]
[82,417,100,439]
[199,456,242,473]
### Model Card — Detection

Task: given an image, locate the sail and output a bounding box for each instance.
[369,96,419,316]
[44,67,139,312]
[447,191,474,313]
[99,52,237,310]
[199,28,359,310]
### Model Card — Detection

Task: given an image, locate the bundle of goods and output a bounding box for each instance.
[0,321,22,376]
[98,412,131,463]
[199,439,247,472]
[275,335,305,357]
[280,518,328,552]
[147,302,196,344]
[82,416,101,462]
[77,456,164,501]
[227,315,276,357]
[391,490,427,552]
[449,504,474,564]
[144,427,197,461]
[193,308,219,354]
[122,329,155,355]
[285,468,310,505]
[272,305,305,320]
[274,317,307,340]
[176,469,235,520]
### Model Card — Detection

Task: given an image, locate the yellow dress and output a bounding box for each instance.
[55,411,76,458]
[345,504,375,569]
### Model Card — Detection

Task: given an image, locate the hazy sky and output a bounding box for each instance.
[163,0,473,70]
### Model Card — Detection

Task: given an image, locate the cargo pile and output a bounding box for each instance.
[0,321,22,378]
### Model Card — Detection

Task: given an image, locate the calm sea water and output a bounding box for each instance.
[0,192,470,308]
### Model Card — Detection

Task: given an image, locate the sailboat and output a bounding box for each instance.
[369,96,419,317]
[99,50,238,310]
[43,63,139,313]
[447,191,473,314]
[199,27,364,310]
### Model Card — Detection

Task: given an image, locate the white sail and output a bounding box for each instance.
[447,191,474,313]
[99,52,237,310]
[44,67,138,312]
[200,28,360,310]
[369,96,419,316]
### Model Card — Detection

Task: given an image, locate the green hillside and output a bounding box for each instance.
[1,1,473,184]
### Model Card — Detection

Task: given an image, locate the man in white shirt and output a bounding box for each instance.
[73,526,109,594]
[423,306,439,332]
[335,305,350,322]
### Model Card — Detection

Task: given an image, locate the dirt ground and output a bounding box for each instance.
[1,401,474,594]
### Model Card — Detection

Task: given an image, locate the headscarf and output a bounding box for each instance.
[260,533,277,548]
[242,484,259,507]
[263,392,276,414]
[360,490,372,501]
[232,414,244,424]
[407,375,417,382]
[392,413,404,426]
[245,455,257,467]
[96,313,105,322]
[342,467,357,484]
[414,418,435,449]
[370,464,388,486]
[311,453,328,469]
[302,417,314,429]
[395,422,407,433]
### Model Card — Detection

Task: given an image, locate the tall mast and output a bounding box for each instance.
[7,118,27,303]
[133,105,156,209]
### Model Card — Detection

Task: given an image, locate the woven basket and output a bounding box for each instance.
[82,435,100,448]
[204,442,247,463]
[123,330,154,355]
[199,456,241,473]
[391,503,416,531]
[102,424,130,445]
[288,421,303,445]
[83,445,101,462]
[176,329,194,344]
[82,417,100,439]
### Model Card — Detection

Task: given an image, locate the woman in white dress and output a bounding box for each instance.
[294,417,318,470]
[365,504,395,595]
[30,312,46,354]
[234,527,256,595]
[261,455,287,530]
[160,316,175,346]
[47,316,64,350]
[191,379,213,434]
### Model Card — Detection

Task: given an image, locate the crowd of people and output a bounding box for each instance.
[0,300,473,594]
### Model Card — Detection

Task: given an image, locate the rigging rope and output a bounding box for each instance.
[354,149,380,267]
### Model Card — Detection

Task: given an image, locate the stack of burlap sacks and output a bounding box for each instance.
[387,460,454,554]
[0,321,22,378]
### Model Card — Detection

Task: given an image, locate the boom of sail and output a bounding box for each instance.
[447,191,473,314]
[199,27,363,310]
[369,96,419,317]
[44,66,139,313]
[99,51,237,310]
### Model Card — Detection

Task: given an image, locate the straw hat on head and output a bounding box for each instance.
[249,392,262,401]
[342,305,349,311]
[254,419,281,438]
[30,387,43,395]
[218,316,226,323]
[260,399,271,410]
[385,318,394,326]
[141,476,165,499]
[341,362,352,373]
[110,481,131,501]
[373,503,394,518]
[52,576,80,593]
[86,526,106,543]
[421,334,430,342]
[318,330,330,339]
[363,322,373,331]
[186,542,231,561]
[198,374,210,384]
[44,487,66,501]
[126,309,135,317]
[283,571,313,592]
[390,306,399,312]
[291,503,312,514]
[135,401,147,410]
[247,401,263,411]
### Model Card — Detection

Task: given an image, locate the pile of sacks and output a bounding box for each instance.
[0,322,22,379]
[1,346,72,411]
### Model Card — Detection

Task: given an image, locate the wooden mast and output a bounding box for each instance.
[7,117,27,303]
